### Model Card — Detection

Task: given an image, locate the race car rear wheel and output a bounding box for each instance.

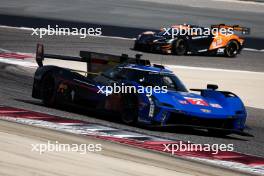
[120,94,138,125]
[225,40,240,57]
[173,38,187,55]
[41,74,56,106]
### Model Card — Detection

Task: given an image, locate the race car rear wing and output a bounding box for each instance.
[36,44,150,74]
[210,24,250,35]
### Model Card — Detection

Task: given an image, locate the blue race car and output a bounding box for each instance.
[32,44,250,136]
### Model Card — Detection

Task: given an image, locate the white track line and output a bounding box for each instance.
[244,48,264,52]
[0,58,37,68]
[214,0,264,5]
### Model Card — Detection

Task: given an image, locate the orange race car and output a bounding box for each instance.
[134,24,250,57]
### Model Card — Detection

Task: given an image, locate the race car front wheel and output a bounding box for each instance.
[225,40,240,57]
[173,39,187,55]
[120,94,138,125]
[41,74,56,106]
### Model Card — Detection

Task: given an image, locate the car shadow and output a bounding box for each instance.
[130,48,237,58]
[140,125,249,141]
[15,98,250,141]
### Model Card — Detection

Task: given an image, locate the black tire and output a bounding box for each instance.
[120,94,138,125]
[225,40,240,57]
[173,38,188,55]
[41,74,56,106]
[134,42,140,50]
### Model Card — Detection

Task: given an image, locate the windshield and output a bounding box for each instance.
[118,68,188,92]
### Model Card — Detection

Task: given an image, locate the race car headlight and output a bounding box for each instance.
[137,34,142,40]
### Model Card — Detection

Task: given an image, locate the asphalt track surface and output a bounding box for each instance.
[0,27,264,158]
[0,0,264,162]
[0,27,264,72]
[0,0,264,49]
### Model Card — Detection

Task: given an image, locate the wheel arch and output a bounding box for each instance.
[32,66,62,99]
[172,37,189,55]
[225,39,241,57]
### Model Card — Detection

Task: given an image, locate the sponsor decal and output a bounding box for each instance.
[212,38,223,47]
[192,36,208,40]
[210,103,223,109]
[178,100,188,105]
[184,97,209,106]
[217,48,225,54]
[198,49,208,53]
[200,109,211,113]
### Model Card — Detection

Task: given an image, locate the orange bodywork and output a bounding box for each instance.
[148,24,246,55]
[209,33,244,50]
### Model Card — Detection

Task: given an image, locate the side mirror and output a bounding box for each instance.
[207,84,218,90]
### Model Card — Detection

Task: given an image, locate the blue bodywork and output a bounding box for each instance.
[33,63,247,133]
[32,44,249,135]
[112,64,247,131]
